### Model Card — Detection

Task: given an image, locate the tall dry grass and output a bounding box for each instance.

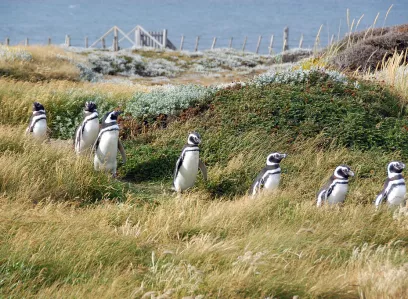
[0,78,149,126]
[1,123,408,298]
[362,50,408,105]
[0,45,81,81]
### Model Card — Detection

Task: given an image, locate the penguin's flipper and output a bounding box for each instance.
[118,139,126,164]
[374,180,389,207]
[74,125,82,149]
[27,114,33,133]
[316,189,327,207]
[173,155,183,181]
[199,159,207,181]
[249,168,267,196]
[92,134,101,154]
[374,191,386,207]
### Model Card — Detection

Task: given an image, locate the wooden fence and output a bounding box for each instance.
[2,25,329,54]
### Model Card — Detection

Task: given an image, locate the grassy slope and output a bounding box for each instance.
[2,66,408,297]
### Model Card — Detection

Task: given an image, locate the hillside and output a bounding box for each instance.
[2,37,408,297]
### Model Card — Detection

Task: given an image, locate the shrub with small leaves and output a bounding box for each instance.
[125,85,215,120]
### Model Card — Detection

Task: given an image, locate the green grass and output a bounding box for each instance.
[2,66,408,297]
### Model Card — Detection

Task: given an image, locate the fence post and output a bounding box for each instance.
[102,38,106,49]
[85,36,88,48]
[256,35,262,54]
[5,37,10,46]
[48,37,51,45]
[269,34,274,55]
[283,27,289,51]
[162,29,167,49]
[113,27,119,51]
[299,34,303,48]
[242,36,247,52]
[228,37,233,48]
[25,38,29,46]
[194,36,200,52]
[211,37,217,50]
[179,35,184,51]
[135,27,141,47]
[66,35,71,47]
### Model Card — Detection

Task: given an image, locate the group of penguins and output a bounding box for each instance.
[26,101,406,208]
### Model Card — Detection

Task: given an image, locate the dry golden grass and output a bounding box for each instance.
[0,78,150,126]
[0,45,81,81]
[1,123,408,298]
[362,50,408,104]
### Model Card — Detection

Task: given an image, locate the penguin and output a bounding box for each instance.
[93,110,126,176]
[74,101,99,155]
[317,165,354,207]
[374,161,406,208]
[173,132,207,192]
[249,152,287,197]
[26,101,47,141]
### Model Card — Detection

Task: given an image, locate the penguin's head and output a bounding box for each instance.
[187,132,201,145]
[266,152,287,165]
[32,102,45,112]
[334,165,354,179]
[388,161,405,177]
[103,110,122,124]
[84,101,97,113]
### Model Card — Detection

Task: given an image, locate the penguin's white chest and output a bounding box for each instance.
[327,183,348,204]
[174,151,199,191]
[95,130,119,170]
[32,119,47,140]
[387,184,406,206]
[77,119,99,153]
[264,173,281,190]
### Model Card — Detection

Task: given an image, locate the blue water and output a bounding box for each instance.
[1,0,407,53]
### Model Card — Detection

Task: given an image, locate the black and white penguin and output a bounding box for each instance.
[374,161,406,208]
[26,101,47,141]
[173,132,207,192]
[74,101,99,155]
[317,165,354,206]
[249,152,287,197]
[93,110,126,176]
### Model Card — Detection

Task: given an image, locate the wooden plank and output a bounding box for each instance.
[194,36,200,51]
[228,37,233,48]
[48,37,51,45]
[85,36,88,48]
[269,34,274,55]
[135,27,141,47]
[163,29,167,48]
[179,35,184,51]
[113,27,118,51]
[211,37,217,50]
[102,38,106,49]
[242,36,247,52]
[5,37,10,46]
[283,27,289,51]
[299,34,303,48]
[255,35,262,54]
[114,26,136,46]
[90,27,114,48]
[25,38,29,46]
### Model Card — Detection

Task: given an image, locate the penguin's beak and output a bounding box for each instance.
[113,111,122,117]
[281,153,288,159]
[348,170,355,177]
